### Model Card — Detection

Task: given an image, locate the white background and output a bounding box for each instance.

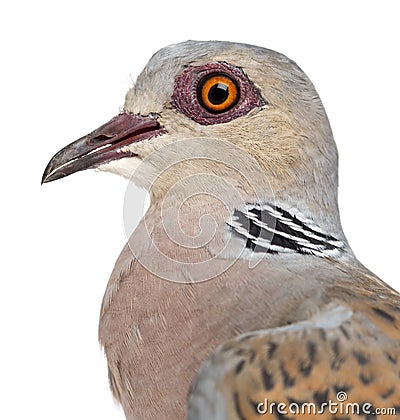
[1,1,399,419]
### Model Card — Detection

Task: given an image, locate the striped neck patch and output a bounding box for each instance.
[227,203,345,257]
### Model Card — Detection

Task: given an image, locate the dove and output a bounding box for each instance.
[42,41,400,419]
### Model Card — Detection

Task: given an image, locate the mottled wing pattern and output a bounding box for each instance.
[188,304,400,420]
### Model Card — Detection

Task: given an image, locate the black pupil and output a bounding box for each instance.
[208,83,229,105]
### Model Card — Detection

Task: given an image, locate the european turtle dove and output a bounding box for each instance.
[43,41,400,419]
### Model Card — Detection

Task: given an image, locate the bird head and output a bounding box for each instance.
[42,40,340,226]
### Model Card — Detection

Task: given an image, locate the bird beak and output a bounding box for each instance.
[42,113,164,184]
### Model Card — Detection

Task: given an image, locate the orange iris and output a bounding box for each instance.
[198,74,239,113]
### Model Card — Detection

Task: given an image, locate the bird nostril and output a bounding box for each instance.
[92,134,114,143]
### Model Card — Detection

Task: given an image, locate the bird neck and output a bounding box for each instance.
[139,187,352,278]
[227,202,348,260]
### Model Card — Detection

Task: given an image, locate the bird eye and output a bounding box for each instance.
[197,74,239,114]
[172,62,264,125]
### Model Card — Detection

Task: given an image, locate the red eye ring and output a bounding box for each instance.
[197,74,239,114]
[172,62,265,125]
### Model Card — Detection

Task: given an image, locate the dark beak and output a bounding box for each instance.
[42,113,164,184]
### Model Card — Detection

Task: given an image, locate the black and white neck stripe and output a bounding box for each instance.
[227,203,345,257]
